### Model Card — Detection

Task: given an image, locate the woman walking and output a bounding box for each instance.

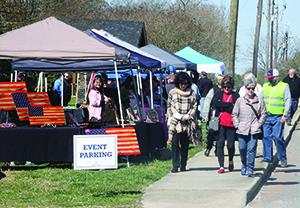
[203,74,224,156]
[211,75,239,173]
[167,72,198,173]
[232,74,267,177]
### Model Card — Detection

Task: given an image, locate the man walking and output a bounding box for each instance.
[283,69,300,125]
[63,73,72,106]
[198,71,212,121]
[262,69,291,167]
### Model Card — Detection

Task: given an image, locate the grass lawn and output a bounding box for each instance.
[0,143,204,207]
[68,96,77,107]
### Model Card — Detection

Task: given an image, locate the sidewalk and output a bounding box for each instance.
[142,110,300,208]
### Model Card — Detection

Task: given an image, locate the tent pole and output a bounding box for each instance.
[41,72,43,92]
[37,72,41,92]
[150,70,153,109]
[45,74,48,92]
[160,70,163,122]
[138,69,145,121]
[86,72,93,103]
[10,72,13,82]
[129,59,141,121]
[136,70,140,96]
[61,73,64,106]
[14,71,17,82]
[164,70,167,86]
[114,60,124,128]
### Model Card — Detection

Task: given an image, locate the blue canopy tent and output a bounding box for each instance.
[86,29,169,112]
[175,46,226,74]
[85,29,167,69]
[140,44,197,88]
[12,57,139,72]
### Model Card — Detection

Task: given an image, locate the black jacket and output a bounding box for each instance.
[198,77,213,97]
[283,75,300,98]
[211,90,240,116]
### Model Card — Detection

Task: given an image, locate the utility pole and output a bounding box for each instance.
[226,0,239,79]
[270,0,275,69]
[274,6,279,68]
[265,0,271,82]
[252,0,263,77]
[285,31,288,61]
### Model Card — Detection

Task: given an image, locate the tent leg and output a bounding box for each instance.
[114,60,124,128]
[126,156,130,168]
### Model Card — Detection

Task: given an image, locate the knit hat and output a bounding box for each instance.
[243,73,257,88]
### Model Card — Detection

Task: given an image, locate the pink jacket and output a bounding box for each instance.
[232,95,267,135]
[88,89,106,120]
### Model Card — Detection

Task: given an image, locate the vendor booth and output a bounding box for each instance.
[0,17,167,164]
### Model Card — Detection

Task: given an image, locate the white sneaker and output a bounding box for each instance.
[280,159,287,168]
[25,161,34,165]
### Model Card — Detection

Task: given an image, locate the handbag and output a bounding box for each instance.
[208,94,232,132]
[208,115,220,131]
[246,103,264,139]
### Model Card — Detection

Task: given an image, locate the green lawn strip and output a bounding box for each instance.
[0,125,205,207]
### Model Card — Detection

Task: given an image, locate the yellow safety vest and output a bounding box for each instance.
[263,81,287,115]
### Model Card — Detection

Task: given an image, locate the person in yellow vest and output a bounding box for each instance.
[262,69,291,167]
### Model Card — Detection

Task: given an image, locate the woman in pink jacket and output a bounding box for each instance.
[88,75,111,122]
[232,75,267,177]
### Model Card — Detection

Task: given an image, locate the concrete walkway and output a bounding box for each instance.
[142,110,300,208]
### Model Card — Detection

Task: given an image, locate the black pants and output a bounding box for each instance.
[206,130,219,151]
[172,131,189,169]
[217,126,235,167]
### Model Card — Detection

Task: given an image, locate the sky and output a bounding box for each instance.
[208,0,300,75]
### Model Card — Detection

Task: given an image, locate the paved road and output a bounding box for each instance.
[247,126,300,208]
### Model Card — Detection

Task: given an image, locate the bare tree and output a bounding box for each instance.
[0,0,229,68]
[0,0,108,34]
[94,0,229,62]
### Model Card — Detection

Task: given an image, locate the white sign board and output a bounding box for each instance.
[73,135,117,170]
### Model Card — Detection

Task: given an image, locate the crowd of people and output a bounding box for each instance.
[163,68,295,178]
[9,68,298,171]
[83,69,296,177]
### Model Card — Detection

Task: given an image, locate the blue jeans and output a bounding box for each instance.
[262,114,286,161]
[200,97,205,120]
[287,97,299,123]
[238,134,258,169]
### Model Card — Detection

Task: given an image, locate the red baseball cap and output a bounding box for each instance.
[265,69,279,78]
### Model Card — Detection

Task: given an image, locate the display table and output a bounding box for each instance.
[134,122,166,154]
[0,122,166,163]
[0,127,82,163]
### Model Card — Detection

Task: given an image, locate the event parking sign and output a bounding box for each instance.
[73,135,117,170]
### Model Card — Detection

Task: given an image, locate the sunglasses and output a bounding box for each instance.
[247,87,255,90]
[223,86,232,89]
[180,82,188,86]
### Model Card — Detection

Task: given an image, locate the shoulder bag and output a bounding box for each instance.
[208,94,232,132]
[246,102,264,139]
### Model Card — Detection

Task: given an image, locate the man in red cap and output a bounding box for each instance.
[262,69,291,167]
